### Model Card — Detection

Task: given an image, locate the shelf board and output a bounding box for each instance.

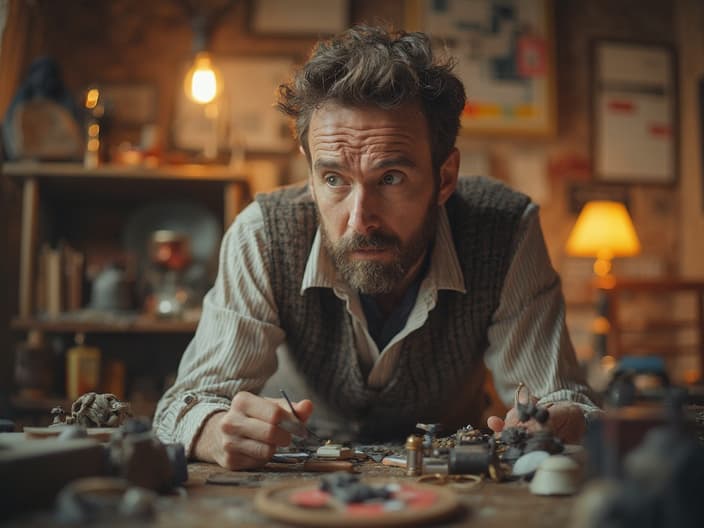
[11,316,198,334]
[3,161,249,183]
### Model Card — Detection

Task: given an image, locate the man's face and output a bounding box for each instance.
[307,101,458,294]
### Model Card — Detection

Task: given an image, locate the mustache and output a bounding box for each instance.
[338,232,400,252]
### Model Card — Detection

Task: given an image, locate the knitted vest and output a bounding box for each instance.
[256,177,530,440]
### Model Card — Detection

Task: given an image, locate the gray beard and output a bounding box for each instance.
[320,204,439,295]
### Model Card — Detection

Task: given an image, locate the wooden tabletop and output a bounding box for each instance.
[5,460,577,527]
[177,462,576,528]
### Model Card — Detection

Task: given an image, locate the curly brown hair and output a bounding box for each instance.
[277,25,466,172]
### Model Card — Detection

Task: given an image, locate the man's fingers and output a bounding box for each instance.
[221,414,291,446]
[487,415,505,432]
[271,396,314,421]
[232,391,288,424]
[218,443,265,471]
[292,399,314,422]
[229,437,277,461]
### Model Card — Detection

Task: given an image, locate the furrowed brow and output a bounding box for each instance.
[313,158,344,172]
[372,156,417,170]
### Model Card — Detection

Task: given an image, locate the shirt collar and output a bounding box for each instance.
[300,207,466,295]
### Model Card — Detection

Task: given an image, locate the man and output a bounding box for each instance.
[154,25,599,470]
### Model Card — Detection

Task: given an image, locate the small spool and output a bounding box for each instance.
[448,447,491,475]
[405,434,423,476]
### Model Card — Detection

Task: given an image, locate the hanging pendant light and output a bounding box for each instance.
[183,12,223,104]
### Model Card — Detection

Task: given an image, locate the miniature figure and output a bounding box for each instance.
[51,392,132,427]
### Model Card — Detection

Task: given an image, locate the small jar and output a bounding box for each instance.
[405,434,423,476]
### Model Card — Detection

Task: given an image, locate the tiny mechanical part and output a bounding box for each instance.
[279,389,322,442]
[315,444,353,459]
[405,434,424,477]
[455,426,491,446]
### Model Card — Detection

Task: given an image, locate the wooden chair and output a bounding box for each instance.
[598,278,704,384]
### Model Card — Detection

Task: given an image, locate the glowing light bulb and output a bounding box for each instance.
[184,52,222,104]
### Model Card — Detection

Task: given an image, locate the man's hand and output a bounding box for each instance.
[487,401,586,444]
[193,391,314,470]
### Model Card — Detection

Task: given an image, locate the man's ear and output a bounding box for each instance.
[437,148,459,206]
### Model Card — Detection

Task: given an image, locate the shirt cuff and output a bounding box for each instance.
[537,393,603,423]
[173,398,230,458]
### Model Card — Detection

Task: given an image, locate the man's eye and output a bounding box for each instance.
[324,174,343,186]
[381,172,403,185]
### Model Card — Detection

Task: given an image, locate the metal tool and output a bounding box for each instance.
[279,389,323,442]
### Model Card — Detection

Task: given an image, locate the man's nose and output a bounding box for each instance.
[347,187,380,235]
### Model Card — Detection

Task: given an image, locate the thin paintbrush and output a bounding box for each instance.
[279,389,323,442]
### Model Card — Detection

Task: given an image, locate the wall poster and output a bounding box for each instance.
[592,40,677,184]
[408,0,556,137]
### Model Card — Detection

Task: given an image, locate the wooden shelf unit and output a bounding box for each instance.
[5,161,250,320]
[3,161,251,420]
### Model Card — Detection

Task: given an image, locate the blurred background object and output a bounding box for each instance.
[123,200,220,318]
[2,56,82,161]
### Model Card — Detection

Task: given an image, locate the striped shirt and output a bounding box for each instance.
[154,199,600,455]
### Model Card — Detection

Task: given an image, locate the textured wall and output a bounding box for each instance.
[2,0,701,383]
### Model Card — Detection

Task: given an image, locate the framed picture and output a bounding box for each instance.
[249,0,349,36]
[172,56,296,154]
[407,0,556,137]
[592,40,678,184]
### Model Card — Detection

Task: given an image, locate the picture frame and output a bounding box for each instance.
[406,0,556,137]
[249,0,349,36]
[172,56,296,154]
[591,40,678,184]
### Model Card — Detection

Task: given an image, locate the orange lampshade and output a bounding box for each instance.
[566,201,641,260]
[566,200,641,281]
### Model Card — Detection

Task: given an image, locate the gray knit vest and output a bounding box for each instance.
[256,177,530,440]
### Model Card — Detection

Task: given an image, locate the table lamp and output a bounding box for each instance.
[565,200,641,360]
[565,200,641,285]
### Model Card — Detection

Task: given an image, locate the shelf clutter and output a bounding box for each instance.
[4,161,257,425]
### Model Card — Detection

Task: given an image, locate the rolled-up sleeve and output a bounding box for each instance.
[153,202,285,455]
[484,204,602,421]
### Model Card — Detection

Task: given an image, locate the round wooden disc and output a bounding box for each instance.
[254,477,460,527]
